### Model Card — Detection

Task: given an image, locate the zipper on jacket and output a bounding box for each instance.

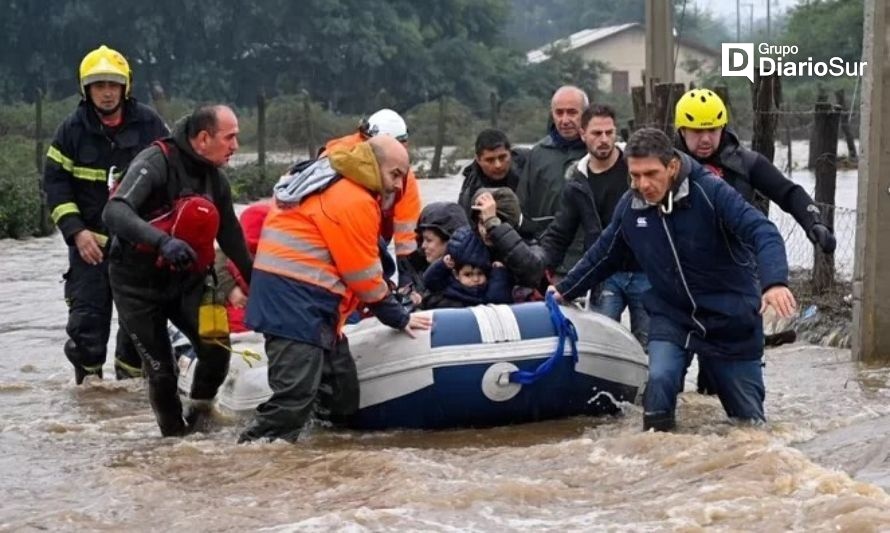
[659,213,707,340]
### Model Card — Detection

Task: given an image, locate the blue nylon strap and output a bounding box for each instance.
[508,292,579,385]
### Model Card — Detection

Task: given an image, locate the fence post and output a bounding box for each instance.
[631,86,648,128]
[807,87,829,169]
[302,90,315,159]
[811,101,841,292]
[35,88,44,174]
[256,87,266,180]
[35,87,52,236]
[430,97,447,178]
[489,91,499,129]
[835,89,858,162]
[751,70,781,214]
[653,82,685,135]
[784,115,793,177]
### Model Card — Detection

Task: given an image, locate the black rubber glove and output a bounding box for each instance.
[807,223,836,254]
[158,236,197,270]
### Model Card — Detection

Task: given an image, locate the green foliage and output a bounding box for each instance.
[404,98,485,146]
[782,0,864,64]
[262,94,359,151]
[497,96,550,144]
[0,95,79,139]
[226,161,290,203]
[0,135,51,238]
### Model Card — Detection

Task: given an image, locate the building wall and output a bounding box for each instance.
[574,29,716,93]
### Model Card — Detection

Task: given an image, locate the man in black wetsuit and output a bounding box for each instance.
[103,105,252,436]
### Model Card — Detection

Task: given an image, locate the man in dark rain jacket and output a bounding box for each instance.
[516,85,588,273]
[43,44,168,384]
[103,105,253,437]
[550,128,797,432]
[675,88,836,391]
[457,129,526,220]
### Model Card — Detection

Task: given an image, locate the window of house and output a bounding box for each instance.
[611,71,629,95]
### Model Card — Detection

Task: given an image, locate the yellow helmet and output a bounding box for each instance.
[674,89,728,129]
[78,45,131,98]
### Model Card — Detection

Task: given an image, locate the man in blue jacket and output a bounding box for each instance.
[549,128,797,431]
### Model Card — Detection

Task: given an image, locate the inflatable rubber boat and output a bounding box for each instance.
[177,299,648,430]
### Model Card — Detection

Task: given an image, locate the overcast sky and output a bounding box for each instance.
[691,0,800,22]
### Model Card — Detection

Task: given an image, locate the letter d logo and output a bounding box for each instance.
[721,43,755,83]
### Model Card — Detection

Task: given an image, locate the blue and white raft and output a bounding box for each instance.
[178,299,648,430]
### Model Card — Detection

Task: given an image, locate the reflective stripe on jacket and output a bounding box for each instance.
[251,178,388,335]
[43,99,168,244]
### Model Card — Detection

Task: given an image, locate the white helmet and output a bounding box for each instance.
[363,108,408,141]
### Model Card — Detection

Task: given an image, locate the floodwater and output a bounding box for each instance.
[4,172,890,532]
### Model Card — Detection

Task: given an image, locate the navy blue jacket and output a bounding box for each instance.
[556,152,789,360]
[44,99,168,244]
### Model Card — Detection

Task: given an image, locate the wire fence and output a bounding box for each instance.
[771,199,854,343]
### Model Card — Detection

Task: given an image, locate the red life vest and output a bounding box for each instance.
[148,195,219,272]
[131,140,220,272]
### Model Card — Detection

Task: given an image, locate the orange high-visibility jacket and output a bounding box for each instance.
[323,132,420,257]
[253,148,389,334]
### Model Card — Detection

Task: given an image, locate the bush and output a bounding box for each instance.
[497,96,549,144]
[0,95,79,140]
[226,161,290,203]
[263,95,359,152]
[0,135,52,239]
[404,97,485,147]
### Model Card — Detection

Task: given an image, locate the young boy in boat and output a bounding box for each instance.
[421,226,512,309]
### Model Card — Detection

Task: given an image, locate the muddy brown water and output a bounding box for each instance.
[2,174,890,531]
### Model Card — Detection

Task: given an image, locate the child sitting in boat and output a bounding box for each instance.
[420,226,513,309]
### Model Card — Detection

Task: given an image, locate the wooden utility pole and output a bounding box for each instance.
[853,0,890,363]
[645,0,674,86]
[737,0,741,40]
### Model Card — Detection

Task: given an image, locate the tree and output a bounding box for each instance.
[782,0,864,64]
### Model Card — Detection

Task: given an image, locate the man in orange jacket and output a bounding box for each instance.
[241,135,431,443]
[321,109,422,295]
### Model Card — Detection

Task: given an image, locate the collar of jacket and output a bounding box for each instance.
[711,128,749,176]
[170,117,219,174]
[573,147,625,177]
[631,150,694,211]
[76,98,142,135]
[463,160,519,188]
[328,141,383,193]
[676,127,748,177]
[539,124,586,151]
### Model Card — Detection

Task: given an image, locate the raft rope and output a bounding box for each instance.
[507,292,579,385]
[208,338,263,368]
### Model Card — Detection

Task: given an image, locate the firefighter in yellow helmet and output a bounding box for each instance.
[43,44,168,384]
